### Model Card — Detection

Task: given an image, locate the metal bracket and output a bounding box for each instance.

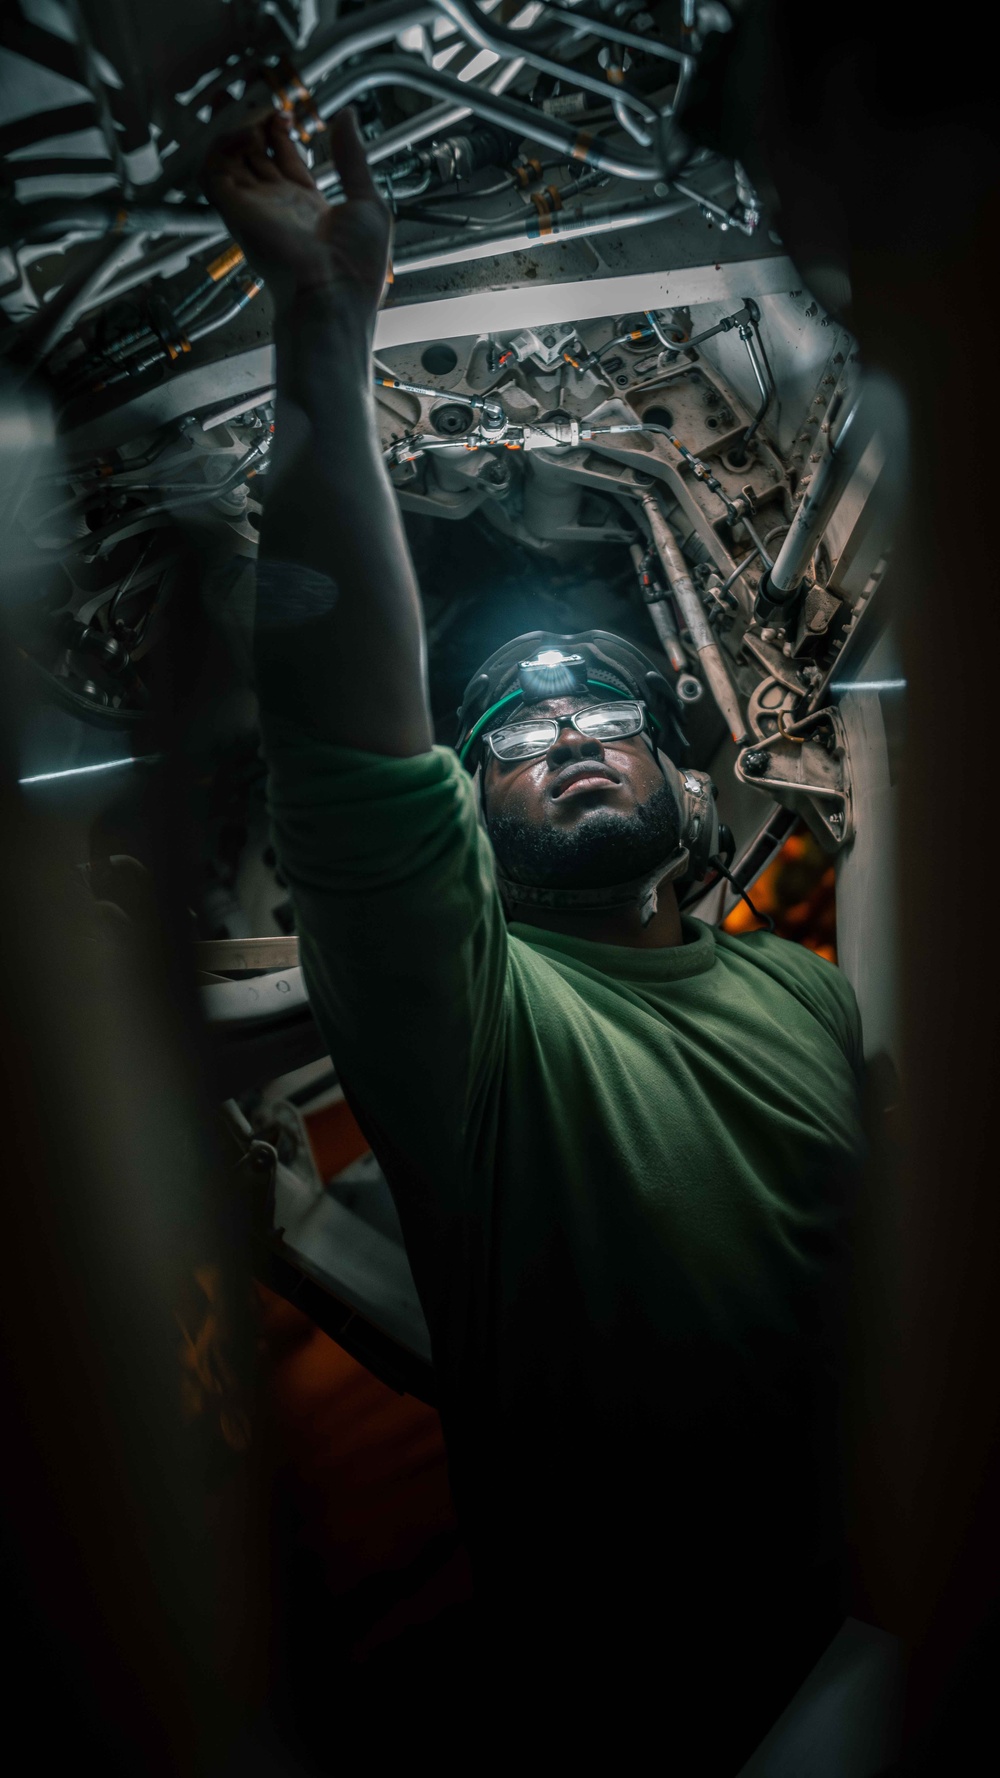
[735,706,853,849]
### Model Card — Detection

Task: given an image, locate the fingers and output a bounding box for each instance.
[266,114,318,192]
[328,107,380,204]
[244,136,283,184]
[203,115,308,194]
[203,117,272,186]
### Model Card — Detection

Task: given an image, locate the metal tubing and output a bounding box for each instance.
[613,96,654,148]
[430,0,656,123]
[393,190,692,273]
[16,233,146,373]
[641,493,748,742]
[302,2,438,87]
[671,176,754,235]
[769,394,869,596]
[646,598,688,672]
[540,0,691,67]
[313,58,658,179]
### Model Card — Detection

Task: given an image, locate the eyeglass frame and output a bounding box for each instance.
[484,697,652,764]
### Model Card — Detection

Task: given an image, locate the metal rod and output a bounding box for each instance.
[769,393,870,597]
[640,491,748,743]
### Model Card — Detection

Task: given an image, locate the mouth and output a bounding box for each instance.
[550,762,622,800]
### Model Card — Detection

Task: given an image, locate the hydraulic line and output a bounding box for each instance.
[758,392,872,617]
[318,53,527,185]
[429,0,657,129]
[302,2,438,89]
[11,232,147,377]
[91,245,249,372]
[311,58,659,180]
[672,177,756,235]
[0,197,225,242]
[393,189,694,274]
[738,318,776,448]
[376,374,488,408]
[582,419,739,521]
[176,243,247,318]
[6,55,656,252]
[613,96,654,149]
[639,491,748,743]
[90,277,264,390]
[539,0,692,68]
[86,439,269,504]
[630,541,686,675]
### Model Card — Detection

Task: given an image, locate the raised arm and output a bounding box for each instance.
[205,109,432,757]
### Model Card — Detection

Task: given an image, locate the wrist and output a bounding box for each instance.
[275,283,375,348]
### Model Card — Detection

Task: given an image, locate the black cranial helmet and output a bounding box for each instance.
[455,630,722,916]
[457,627,690,768]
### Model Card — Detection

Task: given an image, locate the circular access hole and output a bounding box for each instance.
[421,342,458,376]
[641,405,674,429]
[723,447,749,471]
[430,401,475,437]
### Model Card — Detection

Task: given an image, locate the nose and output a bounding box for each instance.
[546,720,604,769]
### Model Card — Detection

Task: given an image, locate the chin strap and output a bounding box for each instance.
[496,845,690,928]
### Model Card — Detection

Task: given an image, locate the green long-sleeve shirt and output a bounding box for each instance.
[264,728,864,1657]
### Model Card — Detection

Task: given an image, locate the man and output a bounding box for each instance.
[207,112,865,1766]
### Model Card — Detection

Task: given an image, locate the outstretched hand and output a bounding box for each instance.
[203,108,391,328]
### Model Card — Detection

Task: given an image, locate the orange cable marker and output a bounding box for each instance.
[208,243,244,281]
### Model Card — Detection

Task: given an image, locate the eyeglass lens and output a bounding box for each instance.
[490,702,643,760]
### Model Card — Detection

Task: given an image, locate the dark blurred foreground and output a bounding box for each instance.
[1,9,999,1772]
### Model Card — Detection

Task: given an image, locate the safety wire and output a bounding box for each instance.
[708,854,776,932]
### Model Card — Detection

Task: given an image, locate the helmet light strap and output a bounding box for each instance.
[460,679,660,766]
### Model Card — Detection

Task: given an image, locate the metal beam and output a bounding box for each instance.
[59,256,798,459]
[376,255,799,349]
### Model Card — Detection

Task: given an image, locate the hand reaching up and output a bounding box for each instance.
[203,108,391,330]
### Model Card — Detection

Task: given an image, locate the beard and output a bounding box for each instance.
[487,780,683,891]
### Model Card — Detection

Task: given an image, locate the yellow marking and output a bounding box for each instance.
[571,131,593,163]
[208,243,245,281]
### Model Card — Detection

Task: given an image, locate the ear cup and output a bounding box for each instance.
[657,755,719,883]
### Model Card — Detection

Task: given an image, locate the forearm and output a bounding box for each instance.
[256,291,432,756]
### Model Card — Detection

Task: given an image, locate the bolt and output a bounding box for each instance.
[743,749,771,777]
[615,374,629,387]
[631,471,654,486]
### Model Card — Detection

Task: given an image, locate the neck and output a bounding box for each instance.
[510,877,684,948]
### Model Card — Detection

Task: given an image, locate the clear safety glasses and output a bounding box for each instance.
[485,699,648,763]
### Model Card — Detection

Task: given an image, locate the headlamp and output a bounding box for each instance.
[517,649,588,702]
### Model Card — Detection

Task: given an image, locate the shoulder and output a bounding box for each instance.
[714,927,864,1074]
